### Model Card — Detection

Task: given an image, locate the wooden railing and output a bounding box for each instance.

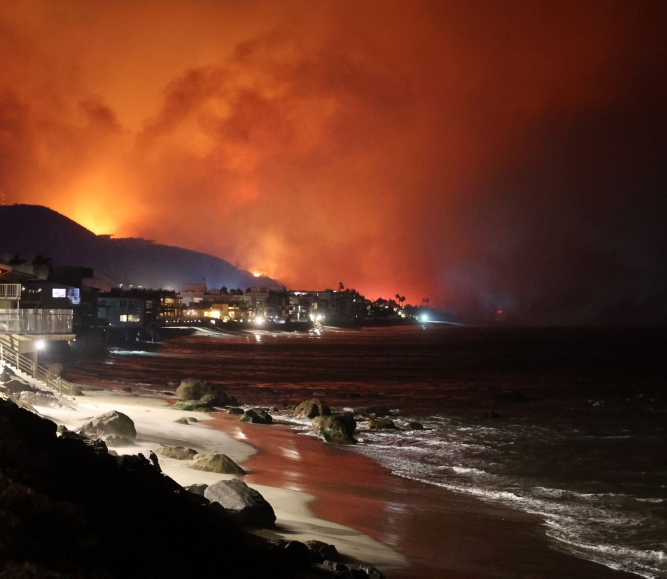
[0,284,21,300]
[0,337,77,396]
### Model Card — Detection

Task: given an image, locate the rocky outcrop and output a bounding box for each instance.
[156,445,198,460]
[293,398,331,419]
[311,413,357,444]
[240,408,272,424]
[191,452,245,475]
[406,421,424,430]
[78,410,136,446]
[367,418,397,430]
[204,478,276,527]
[0,398,279,578]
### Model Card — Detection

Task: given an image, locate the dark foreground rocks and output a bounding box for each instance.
[0,398,368,579]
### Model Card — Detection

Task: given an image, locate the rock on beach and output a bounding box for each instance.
[78,410,136,445]
[367,418,397,430]
[204,478,276,527]
[156,445,198,460]
[294,398,331,419]
[311,414,357,444]
[240,408,272,424]
[191,452,245,475]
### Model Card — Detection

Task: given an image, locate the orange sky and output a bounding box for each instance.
[2,0,666,319]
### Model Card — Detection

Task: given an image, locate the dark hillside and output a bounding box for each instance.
[0,204,278,290]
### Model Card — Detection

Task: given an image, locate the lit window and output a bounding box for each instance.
[52,288,66,298]
[119,315,128,322]
[128,315,141,322]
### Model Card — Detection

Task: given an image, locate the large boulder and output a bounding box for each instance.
[311,414,356,445]
[175,378,211,400]
[191,453,245,475]
[204,479,275,527]
[156,445,198,460]
[239,408,272,424]
[293,398,331,419]
[78,410,136,443]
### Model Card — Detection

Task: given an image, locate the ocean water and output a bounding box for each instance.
[63,326,667,578]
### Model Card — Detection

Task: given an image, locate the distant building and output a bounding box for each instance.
[99,288,181,324]
[97,296,144,328]
[181,279,207,306]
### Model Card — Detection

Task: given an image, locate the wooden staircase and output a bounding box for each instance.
[0,335,78,396]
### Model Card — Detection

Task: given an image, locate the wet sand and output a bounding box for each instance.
[207,413,639,579]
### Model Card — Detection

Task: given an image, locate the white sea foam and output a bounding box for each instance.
[347,415,667,579]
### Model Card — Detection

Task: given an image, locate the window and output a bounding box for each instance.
[128,315,141,322]
[52,288,66,298]
[119,315,128,322]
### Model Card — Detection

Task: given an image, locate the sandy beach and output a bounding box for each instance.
[30,384,641,579]
[35,389,408,575]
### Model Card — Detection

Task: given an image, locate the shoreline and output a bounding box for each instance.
[35,388,408,575]
[34,379,643,578]
[204,410,639,579]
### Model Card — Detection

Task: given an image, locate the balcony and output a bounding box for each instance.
[0,309,74,334]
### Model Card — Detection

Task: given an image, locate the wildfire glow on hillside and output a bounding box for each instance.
[1,1,666,322]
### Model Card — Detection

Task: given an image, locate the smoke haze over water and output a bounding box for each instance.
[1,1,666,323]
